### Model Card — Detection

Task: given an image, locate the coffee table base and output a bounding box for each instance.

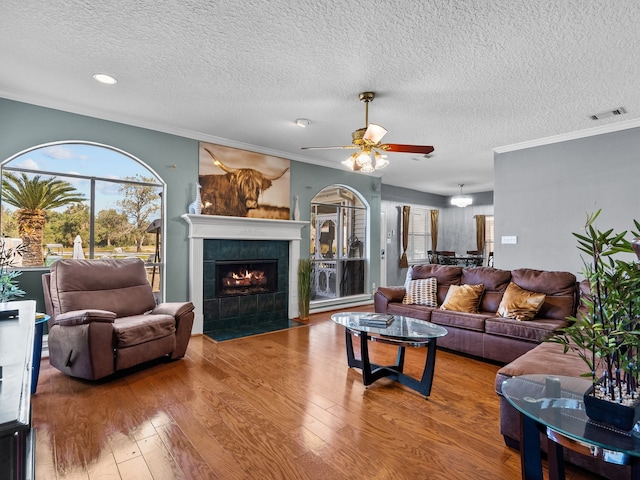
[343,329,438,397]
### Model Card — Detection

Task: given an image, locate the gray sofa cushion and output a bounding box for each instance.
[430,310,490,332]
[410,264,463,304]
[461,267,512,312]
[510,269,578,321]
[387,303,433,321]
[485,316,569,342]
[113,314,176,348]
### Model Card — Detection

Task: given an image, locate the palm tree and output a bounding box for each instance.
[1,172,85,266]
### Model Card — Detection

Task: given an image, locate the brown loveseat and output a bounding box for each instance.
[42,258,195,381]
[374,264,579,364]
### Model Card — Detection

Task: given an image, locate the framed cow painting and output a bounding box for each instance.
[198,142,291,219]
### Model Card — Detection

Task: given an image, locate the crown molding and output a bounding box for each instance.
[493,117,640,154]
[0,90,339,168]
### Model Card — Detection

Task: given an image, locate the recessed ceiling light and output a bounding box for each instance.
[295,118,311,128]
[92,73,118,85]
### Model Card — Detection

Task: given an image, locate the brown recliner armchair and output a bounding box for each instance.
[42,258,195,380]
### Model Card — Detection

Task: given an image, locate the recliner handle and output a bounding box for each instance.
[65,350,73,367]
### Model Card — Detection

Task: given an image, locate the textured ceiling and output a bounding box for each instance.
[2,1,640,195]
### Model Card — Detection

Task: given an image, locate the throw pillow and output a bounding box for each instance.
[440,284,485,313]
[496,282,546,321]
[402,277,437,307]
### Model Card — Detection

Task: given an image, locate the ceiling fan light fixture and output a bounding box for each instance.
[363,123,388,143]
[373,151,389,169]
[342,153,359,171]
[360,163,375,173]
[303,91,434,174]
[451,183,473,208]
[355,151,372,167]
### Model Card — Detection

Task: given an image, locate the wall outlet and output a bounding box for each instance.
[372,283,376,291]
[501,235,518,244]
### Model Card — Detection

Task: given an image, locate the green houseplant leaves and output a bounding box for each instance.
[0,239,26,303]
[549,210,640,404]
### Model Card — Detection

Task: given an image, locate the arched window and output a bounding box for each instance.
[1,141,165,298]
[310,185,368,305]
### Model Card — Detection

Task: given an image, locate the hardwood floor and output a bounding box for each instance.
[32,307,598,479]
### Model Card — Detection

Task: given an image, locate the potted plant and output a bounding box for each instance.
[297,258,312,321]
[549,210,640,430]
[0,239,27,303]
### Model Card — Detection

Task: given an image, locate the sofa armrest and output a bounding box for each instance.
[153,302,195,359]
[54,309,117,326]
[152,302,195,318]
[374,286,406,312]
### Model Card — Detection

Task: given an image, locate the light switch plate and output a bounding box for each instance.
[501,235,518,244]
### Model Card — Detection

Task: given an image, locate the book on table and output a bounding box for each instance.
[359,313,394,327]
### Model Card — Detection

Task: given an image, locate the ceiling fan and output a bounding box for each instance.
[301,91,435,173]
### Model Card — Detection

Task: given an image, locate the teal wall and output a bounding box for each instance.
[1,98,382,305]
[290,161,382,293]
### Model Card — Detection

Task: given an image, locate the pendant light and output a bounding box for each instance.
[451,184,473,208]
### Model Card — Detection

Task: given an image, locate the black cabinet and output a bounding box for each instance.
[0,301,35,480]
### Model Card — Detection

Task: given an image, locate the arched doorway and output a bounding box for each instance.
[310,185,368,305]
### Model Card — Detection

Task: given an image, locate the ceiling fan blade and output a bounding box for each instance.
[383,144,435,154]
[363,124,388,144]
[301,145,358,150]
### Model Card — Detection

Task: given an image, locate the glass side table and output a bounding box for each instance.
[502,374,640,480]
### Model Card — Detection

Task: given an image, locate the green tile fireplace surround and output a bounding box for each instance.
[181,214,308,337]
[203,239,290,338]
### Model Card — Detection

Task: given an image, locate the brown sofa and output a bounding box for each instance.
[42,258,195,381]
[374,264,579,364]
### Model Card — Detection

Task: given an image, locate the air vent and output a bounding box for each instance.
[590,107,626,120]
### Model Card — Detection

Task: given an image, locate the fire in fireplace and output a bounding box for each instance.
[215,259,278,297]
[223,269,266,287]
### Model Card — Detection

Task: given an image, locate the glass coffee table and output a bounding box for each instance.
[502,374,640,480]
[331,312,447,397]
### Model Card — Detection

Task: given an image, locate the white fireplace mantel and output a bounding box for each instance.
[181,214,308,334]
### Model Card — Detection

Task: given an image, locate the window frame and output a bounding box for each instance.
[484,215,495,259]
[405,206,432,263]
[1,141,167,298]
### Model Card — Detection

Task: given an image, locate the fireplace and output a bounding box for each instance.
[202,238,289,335]
[181,214,307,335]
[215,259,278,297]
